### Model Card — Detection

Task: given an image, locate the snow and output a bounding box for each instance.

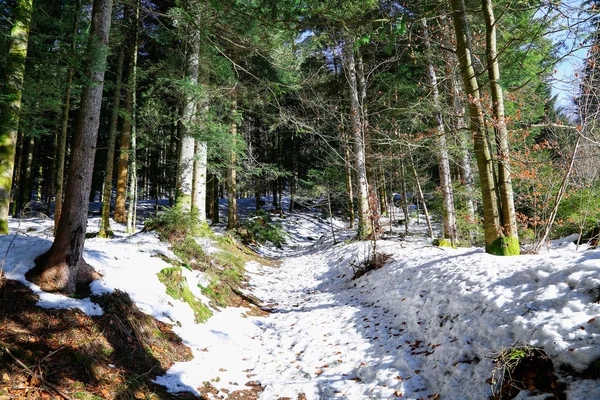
[1,202,599,399]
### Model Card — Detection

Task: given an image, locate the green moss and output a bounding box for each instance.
[487,236,520,256]
[157,267,212,323]
[97,228,114,239]
[432,238,455,247]
[172,236,205,263]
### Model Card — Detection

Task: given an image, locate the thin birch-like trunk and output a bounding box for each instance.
[450,65,476,221]
[126,1,140,233]
[400,159,409,235]
[423,17,458,244]
[343,38,371,238]
[409,153,434,238]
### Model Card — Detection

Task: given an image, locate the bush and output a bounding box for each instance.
[144,206,212,243]
[242,210,287,247]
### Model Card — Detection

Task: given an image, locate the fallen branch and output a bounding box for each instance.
[2,346,73,400]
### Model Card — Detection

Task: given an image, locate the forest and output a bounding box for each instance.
[1,0,600,399]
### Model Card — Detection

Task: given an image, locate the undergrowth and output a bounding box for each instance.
[145,206,270,318]
[157,267,213,323]
[489,344,565,399]
[241,210,288,247]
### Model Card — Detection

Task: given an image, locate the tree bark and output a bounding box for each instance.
[451,0,505,254]
[212,174,220,223]
[422,18,458,245]
[482,0,520,254]
[99,44,125,237]
[175,33,200,210]
[192,139,207,222]
[113,52,134,223]
[53,0,81,230]
[409,153,434,238]
[126,1,140,233]
[449,64,476,222]
[14,136,33,216]
[341,123,355,228]
[0,0,33,233]
[27,0,114,293]
[227,98,238,230]
[343,38,371,239]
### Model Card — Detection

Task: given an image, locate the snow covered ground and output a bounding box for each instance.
[1,201,600,399]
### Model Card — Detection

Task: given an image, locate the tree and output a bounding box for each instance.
[451,0,510,255]
[343,37,372,239]
[99,44,125,238]
[482,0,520,253]
[422,17,458,245]
[27,0,114,293]
[175,32,200,210]
[0,0,33,234]
[53,0,81,230]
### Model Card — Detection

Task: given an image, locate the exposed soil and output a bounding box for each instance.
[0,279,265,399]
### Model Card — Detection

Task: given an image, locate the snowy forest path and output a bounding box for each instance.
[242,217,435,400]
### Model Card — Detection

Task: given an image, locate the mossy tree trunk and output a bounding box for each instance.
[482,0,520,254]
[451,0,506,255]
[27,0,114,293]
[0,0,33,234]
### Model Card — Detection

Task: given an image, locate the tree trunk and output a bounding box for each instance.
[227,98,238,230]
[0,0,33,233]
[207,173,214,218]
[356,49,379,218]
[14,136,33,216]
[113,52,134,223]
[53,0,81,230]
[175,33,200,210]
[99,44,125,237]
[399,159,409,235]
[192,139,207,222]
[482,0,520,254]
[378,166,388,216]
[212,174,220,224]
[341,123,355,228]
[450,64,476,222]
[409,153,434,239]
[451,0,505,254]
[343,38,371,238]
[126,2,139,234]
[27,0,114,293]
[533,136,580,253]
[11,131,24,217]
[422,18,458,245]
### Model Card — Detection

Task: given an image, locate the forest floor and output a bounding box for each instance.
[1,198,600,399]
